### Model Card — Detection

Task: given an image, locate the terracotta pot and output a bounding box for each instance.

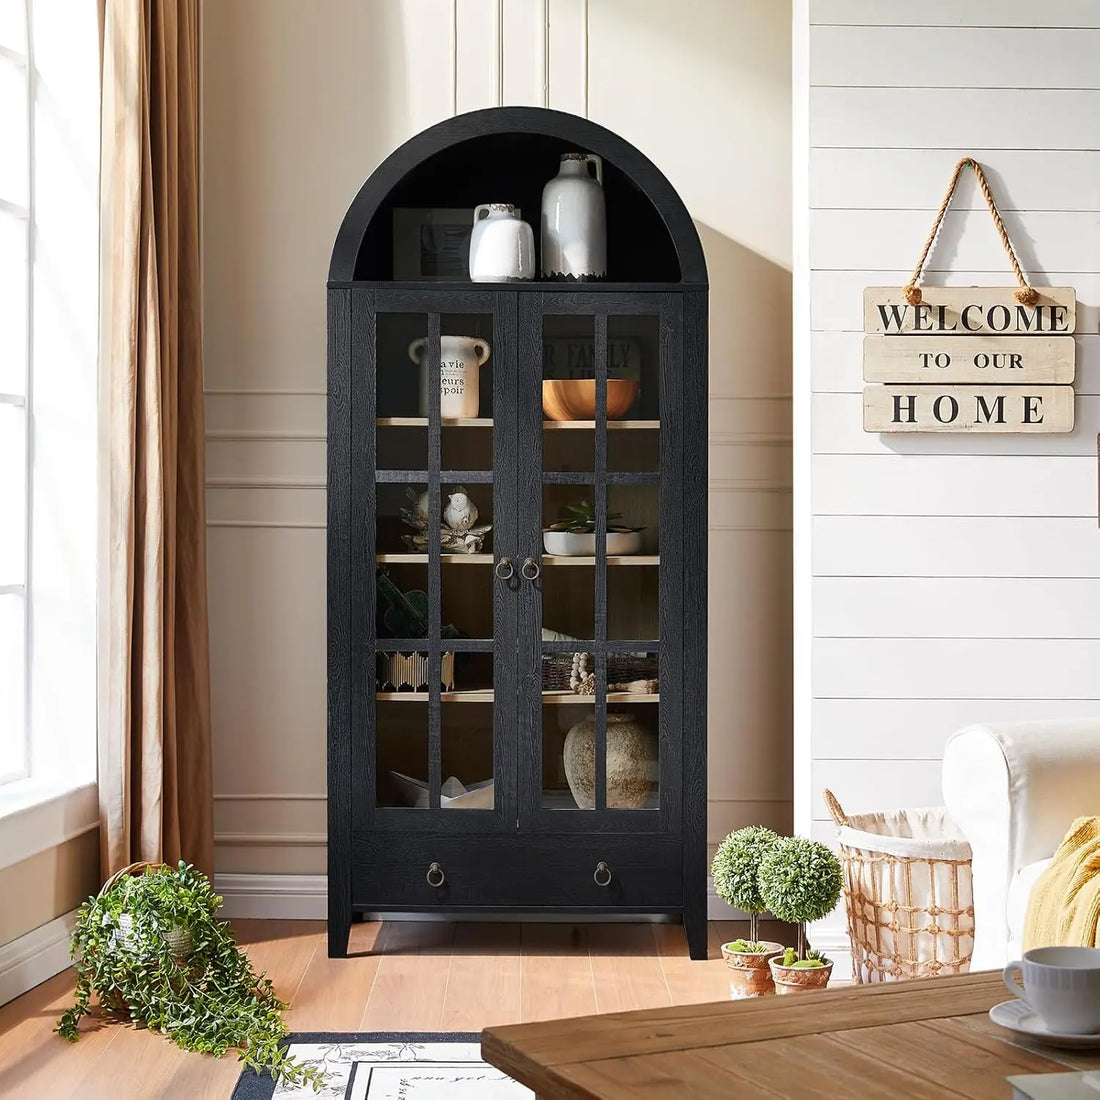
[769,958,834,994]
[721,941,784,999]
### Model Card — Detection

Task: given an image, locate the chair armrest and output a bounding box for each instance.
[942,719,1100,970]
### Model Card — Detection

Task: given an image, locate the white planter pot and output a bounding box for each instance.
[409,335,491,419]
[543,529,643,557]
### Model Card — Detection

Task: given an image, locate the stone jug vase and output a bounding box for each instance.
[469,203,535,282]
[409,335,491,419]
[563,713,656,809]
[541,153,606,280]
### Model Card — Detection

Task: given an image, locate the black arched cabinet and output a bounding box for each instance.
[327,108,709,959]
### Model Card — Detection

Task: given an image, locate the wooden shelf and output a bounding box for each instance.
[376,690,494,703]
[542,555,660,566]
[377,553,494,564]
[543,420,660,430]
[377,417,493,427]
[542,691,660,704]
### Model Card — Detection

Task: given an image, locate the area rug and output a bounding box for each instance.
[231,1032,532,1099]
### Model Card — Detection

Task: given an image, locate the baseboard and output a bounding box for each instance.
[215,874,328,919]
[0,911,76,1007]
[217,873,749,924]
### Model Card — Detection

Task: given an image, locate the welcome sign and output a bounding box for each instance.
[862,286,1076,433]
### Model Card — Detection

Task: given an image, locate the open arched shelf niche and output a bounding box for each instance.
[329,106,706,286]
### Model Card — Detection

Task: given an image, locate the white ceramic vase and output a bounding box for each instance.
[541,153,607,280]
[469,203,535,282]
[409,335,491,419]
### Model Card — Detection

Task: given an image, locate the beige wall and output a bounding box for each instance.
[202,0,792,887]
[0,832,99,946]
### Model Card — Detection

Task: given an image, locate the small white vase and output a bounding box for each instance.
[409,335,491,419]
[541,153,607,280]
[469,203,535,282]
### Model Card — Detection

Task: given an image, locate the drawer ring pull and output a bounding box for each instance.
[426,861,446,888]
[495,558,514,580]
[593,861,612,887]
[521,557,541,581]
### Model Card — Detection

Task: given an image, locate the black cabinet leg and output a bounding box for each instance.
[685,910,708,960]
[328,894,351,958]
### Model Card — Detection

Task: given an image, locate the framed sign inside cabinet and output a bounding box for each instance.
[862,159,1076,434]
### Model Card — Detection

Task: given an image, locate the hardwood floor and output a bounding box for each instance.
[0,918,778,1099]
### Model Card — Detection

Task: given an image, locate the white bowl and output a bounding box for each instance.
[542,529,644,556]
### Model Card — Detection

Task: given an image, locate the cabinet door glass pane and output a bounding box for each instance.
[372,304,502,817]
[607,315,660,471]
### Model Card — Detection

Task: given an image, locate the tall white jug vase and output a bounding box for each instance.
[409,335,491,419]
[541,153,606,280]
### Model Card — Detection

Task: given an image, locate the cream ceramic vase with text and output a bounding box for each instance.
[468,203,535,282]
[541,153,606,280]
[408,336,491,419]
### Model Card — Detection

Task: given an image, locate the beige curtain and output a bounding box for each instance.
[98,0,213,877]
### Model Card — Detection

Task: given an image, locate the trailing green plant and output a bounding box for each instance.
[56,862,324,1091]
[547,498,638,534]
[710,825,780,942]
[758,837,843,958]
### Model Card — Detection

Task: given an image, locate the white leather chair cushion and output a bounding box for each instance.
[1005,857,1053,960]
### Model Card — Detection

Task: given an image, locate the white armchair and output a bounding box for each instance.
[941,719,1100,971]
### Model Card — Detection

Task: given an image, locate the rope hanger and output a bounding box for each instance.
[903,156,1039,308]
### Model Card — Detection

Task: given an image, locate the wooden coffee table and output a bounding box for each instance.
[482,971,1100,1098]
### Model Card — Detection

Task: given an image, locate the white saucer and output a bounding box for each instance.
[989,999,1100,1049]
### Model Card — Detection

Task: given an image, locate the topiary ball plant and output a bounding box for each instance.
[757,836,843,958]
[710,826,780,942]
[56,862,324,1091]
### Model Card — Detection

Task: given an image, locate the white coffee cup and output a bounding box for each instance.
[1004,946,1100,1034]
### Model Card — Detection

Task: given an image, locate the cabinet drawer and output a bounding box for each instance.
[352,833,682,910]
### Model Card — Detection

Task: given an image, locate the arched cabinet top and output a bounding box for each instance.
[329,106,707,285]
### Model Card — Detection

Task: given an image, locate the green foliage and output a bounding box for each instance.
[710,826,781,914]
[757,837,843,925]
[779,947,830,968]
[377,569,461,639]
[726,939,769,953]
[56,863,324,1091]
[548,499,636,534]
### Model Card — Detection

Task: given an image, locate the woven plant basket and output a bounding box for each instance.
[103,862,193,963]
[824,789,975,984]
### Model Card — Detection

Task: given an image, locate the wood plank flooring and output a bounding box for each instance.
[0,918,774,1100]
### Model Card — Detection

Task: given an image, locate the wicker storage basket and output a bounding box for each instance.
[542,651,658,692]
[824,789,974,984]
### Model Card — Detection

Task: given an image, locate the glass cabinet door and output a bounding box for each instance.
[518,294,681,832]
[362,290,515,831]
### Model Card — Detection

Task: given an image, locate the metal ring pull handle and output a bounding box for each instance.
[521,557,541,581]
[593,861,612,887]
[426,862,445,888]
[494,558,514,580]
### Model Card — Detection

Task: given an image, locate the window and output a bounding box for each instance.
[0,0,98,824]
[1,2,32,783]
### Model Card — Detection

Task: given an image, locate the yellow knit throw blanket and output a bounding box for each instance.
[1024,817,1100,950]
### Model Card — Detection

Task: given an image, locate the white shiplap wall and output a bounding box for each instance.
[795,0,1100,951]
[202,0,793,912]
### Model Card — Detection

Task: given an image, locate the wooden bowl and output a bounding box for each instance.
[542,379,639,421]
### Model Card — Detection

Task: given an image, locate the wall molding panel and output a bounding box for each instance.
[203,0,793,896]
